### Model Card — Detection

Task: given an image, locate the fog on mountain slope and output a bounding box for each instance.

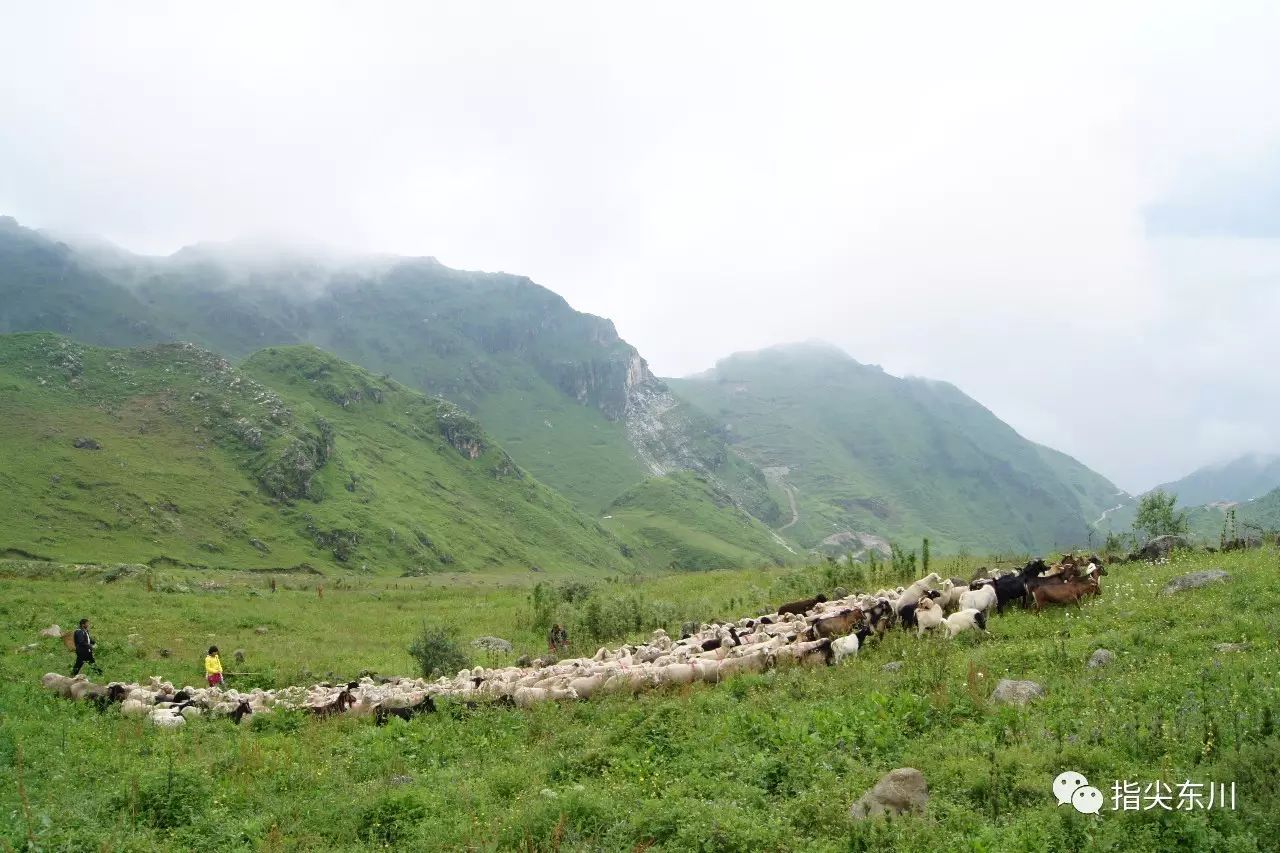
[3,216,1125,557]
[1151,453,1280,507]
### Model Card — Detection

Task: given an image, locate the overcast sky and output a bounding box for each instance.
[3,2,1278,492]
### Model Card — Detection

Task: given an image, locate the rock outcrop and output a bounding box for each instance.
[849,768,928,820]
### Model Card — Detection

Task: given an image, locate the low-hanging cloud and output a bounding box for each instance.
[2,1,1278,492]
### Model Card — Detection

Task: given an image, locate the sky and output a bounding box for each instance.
[2,2,1279,493]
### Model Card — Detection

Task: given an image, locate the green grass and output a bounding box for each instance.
[669,342,1122,554]
[3,547,1279,850]
[0,333,634,576]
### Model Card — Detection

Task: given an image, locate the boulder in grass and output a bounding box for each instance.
[991,679,1045,705]
[1087,649,1114,668]
[849,768,928,820]
[1160,570,1229,596]
[471,636,513,654]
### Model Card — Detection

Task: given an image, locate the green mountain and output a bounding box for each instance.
[0,217,781,527]
[602,472,796,571]
[0,332,638,575]
[1151,453,1280,507]
[667,342,1124,554]
[1182,487,1280,542]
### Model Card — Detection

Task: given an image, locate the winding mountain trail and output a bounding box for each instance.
[1092,503,1127,527]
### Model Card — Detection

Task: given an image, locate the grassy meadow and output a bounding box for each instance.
[3,547,1280,851]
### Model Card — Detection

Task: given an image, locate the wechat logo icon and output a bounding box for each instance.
[1054,771,1103,814]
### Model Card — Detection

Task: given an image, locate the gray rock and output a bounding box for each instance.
[849,767,928,820]
[158,648,171,658]
[831,586,849,599]
[234,649,246,663]
[1087,649,1114,668]
[1161,570,1229,596]
[1214,642,1249,653]
[991,679,1045,705]
[471,636,513,654]
[254,626,270,634]
[39,624,63,638]
[389,774,414,787]
[1137,534,1191,561]
[72,436,101,450]
[881,661,904,673]
[19,643,38,652]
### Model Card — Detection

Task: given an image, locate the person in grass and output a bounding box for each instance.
[71,618,99,676]
[205,646,224,687]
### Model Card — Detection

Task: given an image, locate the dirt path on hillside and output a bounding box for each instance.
[1092,503,1126,527]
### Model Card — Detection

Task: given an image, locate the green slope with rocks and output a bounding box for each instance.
[0,216,783,532]
[0,332,641,575]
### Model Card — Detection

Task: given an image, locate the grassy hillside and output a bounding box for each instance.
[602,472,796,570]
[2,548,1277,850]
[0,333,635,575]
[670,342,1123,554]
[1,217,783,536]
[0,217,169,347]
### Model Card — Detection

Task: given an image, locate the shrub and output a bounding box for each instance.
[357,792,427,845]
[1134,489,1188,541]
[407,624,470,678]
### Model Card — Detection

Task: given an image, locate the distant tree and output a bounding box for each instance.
[921,538,931,575]
[1133,490,1188,541]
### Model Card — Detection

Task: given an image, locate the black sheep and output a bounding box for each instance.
[700,626,740,652]
[990,559,1047,611]
[375,695,437,726]
[777,594,828,616]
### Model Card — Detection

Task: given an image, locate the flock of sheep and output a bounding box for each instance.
[39,554,1106,726]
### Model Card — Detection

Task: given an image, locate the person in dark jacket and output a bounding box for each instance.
[71,618,99,676]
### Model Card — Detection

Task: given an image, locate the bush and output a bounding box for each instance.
[407,624,470,678]
[357,792,427,845]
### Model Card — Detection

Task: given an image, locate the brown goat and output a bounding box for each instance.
[1032,575,1100,611]
[812,607,864,639]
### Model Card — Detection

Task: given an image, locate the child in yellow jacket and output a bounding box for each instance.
[205,646,223,687]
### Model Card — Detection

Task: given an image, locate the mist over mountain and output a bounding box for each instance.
[4,215,1133,556]
[1151,453,1280,507]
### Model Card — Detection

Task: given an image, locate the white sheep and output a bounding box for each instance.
[914,597,946,636]
[831,627,871,664]
[894,572,943,614]
[943,608,989,638]
[958,583,997,615]
[148,708,186,728]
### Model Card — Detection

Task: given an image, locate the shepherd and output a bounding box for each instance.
[205,645,224,687]
[70,618,99,676]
